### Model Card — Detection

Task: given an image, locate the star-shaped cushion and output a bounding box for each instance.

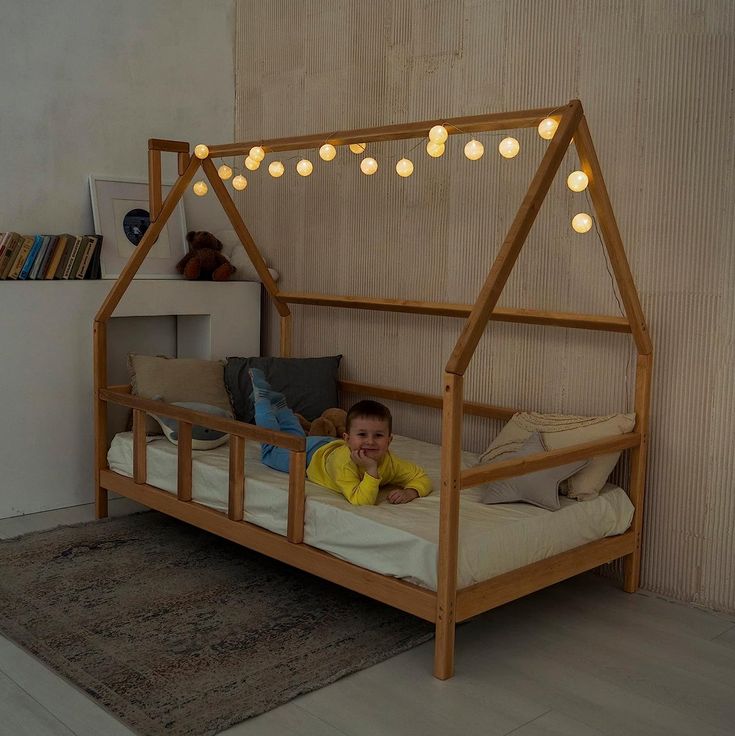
[479,432,587,511]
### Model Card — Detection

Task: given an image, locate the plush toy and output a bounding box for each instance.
[296,408,348,438]
[176,230,236,281]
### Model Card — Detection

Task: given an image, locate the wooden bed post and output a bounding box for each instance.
[435,370,463,679]
[93,319,108,518]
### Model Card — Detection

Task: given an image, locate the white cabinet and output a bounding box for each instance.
[0,280,261,517]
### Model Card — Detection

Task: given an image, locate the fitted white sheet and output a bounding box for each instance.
[108,432,633,590]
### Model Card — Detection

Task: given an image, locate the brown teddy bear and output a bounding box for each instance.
[296,408,347,438]
[176,230,236,281]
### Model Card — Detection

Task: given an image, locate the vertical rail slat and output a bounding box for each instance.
[148,148,162,221]
[624,352,653,592]
[132,409,147,484]
[434,371,463,679]
[287,450,306,543]
[93,320,108,519]
[228,435,245,520]
[177,422,193,502]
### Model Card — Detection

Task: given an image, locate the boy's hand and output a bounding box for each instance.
[387,487,419,504]
[350,448,379,478]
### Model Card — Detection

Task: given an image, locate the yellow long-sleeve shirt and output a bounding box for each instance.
[306,440,432,506]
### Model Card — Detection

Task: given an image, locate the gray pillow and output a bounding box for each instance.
[480,432,587,511]
[224,355,342,423]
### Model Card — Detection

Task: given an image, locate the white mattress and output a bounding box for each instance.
[108,432,633,590]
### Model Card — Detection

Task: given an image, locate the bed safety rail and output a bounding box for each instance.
[98,388,308,542]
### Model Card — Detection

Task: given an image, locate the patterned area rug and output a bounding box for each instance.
[0,512,433,736]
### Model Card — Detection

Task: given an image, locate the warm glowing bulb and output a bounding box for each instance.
[232,175,247,190]
[244,156,260,171]
[426,141,445,158]
[498,137,520,159]
[567,170,589,192]
[428,125,448,144]
[217,164,233,180]
[249,146,265,162]
[395,158,414,177]
[349,143,366,154]
[538,117,559,140]
[464,139,484,160]
[572,213,593,233]
[194,144,209,159]
[268,161,285,178]
[296,159,313,177]
[360,157,378,175]
[319,144,336,161]
[192,180,208,196]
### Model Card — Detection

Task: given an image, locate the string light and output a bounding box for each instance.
[217,164,233,180]
[395,158,414,177]
[498,137,520,159]
[349,143,366,154]
[319,144,336,161]
[268,161,285,178]
[572,213,593,233]
[360,157,378,175]
[244,156,260,171]
[567,170,589,192]
[192,180,208,196]
[426,141,445,158]
[194,144,209,159]
[428,125,448,144]
[232,175,247,190]
[464,139,484,160]
[296,159,313,177]
[249,146,265,162]
[538,117,559,140]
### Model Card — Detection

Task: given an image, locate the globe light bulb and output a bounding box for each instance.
[194,144,209,159]
[217,164,233,180]
[296,159,313,177]
[498,137,520,159]
[232,175,247,191]
[395,158,414,177]
[572,213,593,233]
[426,140,445,158]
[244,156,260,171]
[268,161,285,178]
[567,170,589,192]
[538,117,559,140]
[349,143,366,154]
[192,180,208,196]
[360,157,378,175]
[249,146,265,162]
[319,144,336,161]
[428,125,448,144]
[464,139,484,160]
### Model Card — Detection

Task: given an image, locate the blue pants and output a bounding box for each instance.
[254,398,331,472]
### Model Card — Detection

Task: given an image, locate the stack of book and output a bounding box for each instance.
[0,233,104,280]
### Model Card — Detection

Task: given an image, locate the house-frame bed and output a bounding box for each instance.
[94,99,652,680]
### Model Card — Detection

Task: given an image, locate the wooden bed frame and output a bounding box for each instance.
[93,99,652,680]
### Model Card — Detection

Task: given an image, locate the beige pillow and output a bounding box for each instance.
[478,412,636,500]
[128,354,232,434]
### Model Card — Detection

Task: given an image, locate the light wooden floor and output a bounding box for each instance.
[1,499,734,736]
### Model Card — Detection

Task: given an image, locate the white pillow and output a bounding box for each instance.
[214,229,280,283]
[150,400,232,450]
[478,411,636,500]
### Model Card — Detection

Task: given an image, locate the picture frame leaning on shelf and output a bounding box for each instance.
[89,175,188,279]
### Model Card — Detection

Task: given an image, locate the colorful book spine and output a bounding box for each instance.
[0,233,22,278]
[18,235,44,280]
[62,235,85,279]
[7,236,35,279]
[75,235,99,279]
[44,234,69,279]
[35,235,59,279]
[29,235,52,279]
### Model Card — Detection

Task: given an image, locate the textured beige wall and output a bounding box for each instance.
[231,0,734,612]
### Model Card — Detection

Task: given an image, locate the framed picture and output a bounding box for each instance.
[89,175,188,279]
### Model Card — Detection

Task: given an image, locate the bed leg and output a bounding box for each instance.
[433,613,456,679]
[96,486,108,519]
[623,545,641,593]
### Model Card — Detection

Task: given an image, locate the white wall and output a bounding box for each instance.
[233,0,735,613]
[0,0,236,235]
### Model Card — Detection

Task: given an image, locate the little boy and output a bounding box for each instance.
[249,368,432,506]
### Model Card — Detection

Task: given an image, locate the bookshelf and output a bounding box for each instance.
[0,279,261,518]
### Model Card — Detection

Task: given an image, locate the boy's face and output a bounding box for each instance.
[343,417,392,463]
